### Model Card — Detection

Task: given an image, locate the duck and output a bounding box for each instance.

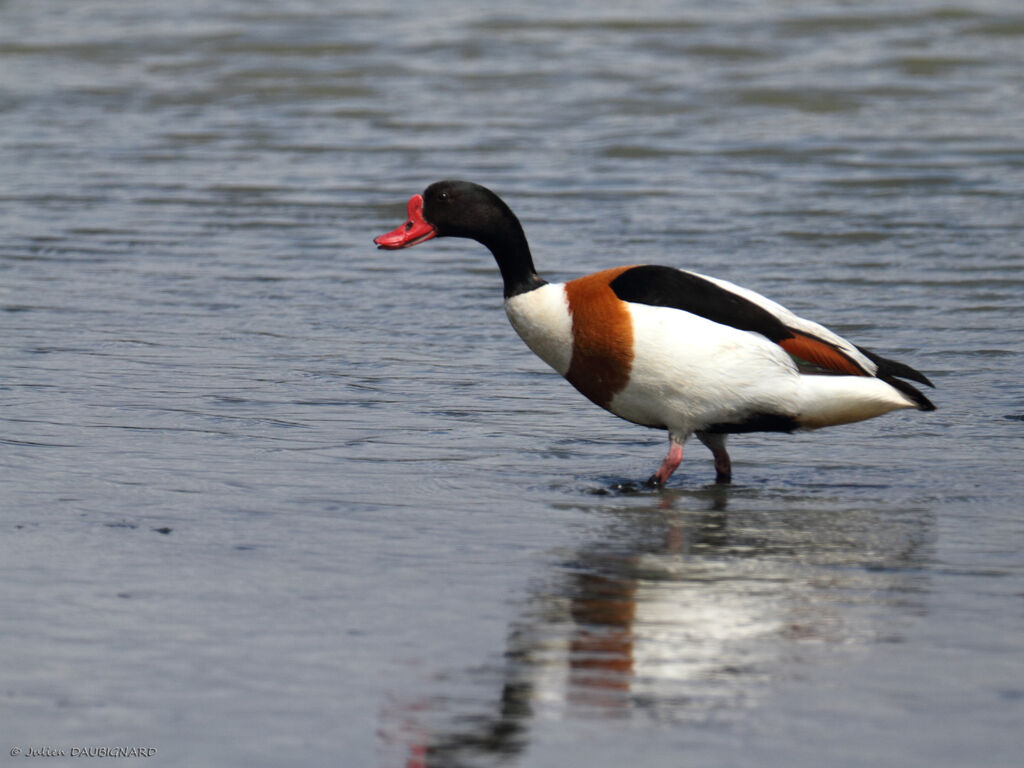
[374,180,935,486]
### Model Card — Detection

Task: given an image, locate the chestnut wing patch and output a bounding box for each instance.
[777,334,867,377]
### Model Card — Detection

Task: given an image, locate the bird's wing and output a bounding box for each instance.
[608,265,876,376]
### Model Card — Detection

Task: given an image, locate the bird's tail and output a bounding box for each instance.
[795,375,929,430]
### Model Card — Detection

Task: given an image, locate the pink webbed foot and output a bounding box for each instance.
[712,449,732,484]
[647,435,684,487]
[697,431,732,484]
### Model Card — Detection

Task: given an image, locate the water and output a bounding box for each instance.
[2,1,1023,765]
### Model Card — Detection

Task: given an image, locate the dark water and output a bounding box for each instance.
[2,1,1023,766]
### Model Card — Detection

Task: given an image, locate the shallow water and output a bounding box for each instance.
[2,1,1023,766]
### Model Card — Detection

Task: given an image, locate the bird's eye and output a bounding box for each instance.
[438,191,450,202]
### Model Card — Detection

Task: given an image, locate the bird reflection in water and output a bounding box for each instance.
[380,485,928,767]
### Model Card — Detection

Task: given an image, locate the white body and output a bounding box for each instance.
[505,276,916,440]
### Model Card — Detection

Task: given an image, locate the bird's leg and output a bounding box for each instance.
[647,433,686,487]
[697,432,732,484]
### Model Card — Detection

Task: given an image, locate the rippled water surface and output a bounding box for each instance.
[2,1,1023,766]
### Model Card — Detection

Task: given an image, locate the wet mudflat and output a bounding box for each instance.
[2,1,1023,766]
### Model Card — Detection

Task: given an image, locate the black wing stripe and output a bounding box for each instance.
[609,265,794,342]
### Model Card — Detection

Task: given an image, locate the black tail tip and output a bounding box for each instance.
[886,375,936,411]
[910,388,937,411]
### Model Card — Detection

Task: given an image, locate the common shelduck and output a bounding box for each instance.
[374,180,936,486]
